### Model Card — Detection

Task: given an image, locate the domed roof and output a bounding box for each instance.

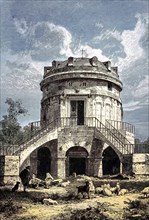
[44,56,118,77]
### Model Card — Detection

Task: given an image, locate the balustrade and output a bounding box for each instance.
[0,117,134,156]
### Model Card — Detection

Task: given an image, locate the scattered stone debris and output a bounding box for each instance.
[29,174,45,188]
[43,198,58,205]
[45,173,54,188]
[58,180,70,187]
[119,189,128,195]
[95,182,128,197]
[141,187,149,197]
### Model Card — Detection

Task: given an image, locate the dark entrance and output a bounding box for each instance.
[70,100,84,125]
[102,147,120,175]
[66,146,88,176]
[69,158,86,175]
[37,147,51,179]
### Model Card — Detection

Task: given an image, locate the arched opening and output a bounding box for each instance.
[66,146,88,176]
[102,146,120,175]
[37,147,51,179]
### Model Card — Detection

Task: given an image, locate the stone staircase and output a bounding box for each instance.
[0,117,134,157]
[89,118,134,155]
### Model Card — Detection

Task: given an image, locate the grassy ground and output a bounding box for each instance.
[0,178,149,220]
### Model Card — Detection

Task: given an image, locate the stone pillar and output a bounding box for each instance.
[0,155,20,185]
[30,151,38,176]
[87,157,94,176]
[57,157,66,179]
[94,157,103,177]
[120,162,123,174]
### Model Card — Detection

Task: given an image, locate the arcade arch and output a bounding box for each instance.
[37,147,51,179]
[66,146,89,176]
[102,146,120,175]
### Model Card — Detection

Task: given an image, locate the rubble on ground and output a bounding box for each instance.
[141,187,149,197]
[43,198,58,205]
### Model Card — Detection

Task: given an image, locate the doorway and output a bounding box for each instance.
[37,147,51,179]
[66,146,88,176]
[69,158,86,175]
[70,100,84,125]
[102,147,120,175]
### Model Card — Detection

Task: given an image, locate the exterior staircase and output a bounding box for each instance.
[85,118,134,155]
[0,117,134,157]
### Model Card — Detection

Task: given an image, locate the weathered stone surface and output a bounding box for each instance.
[58,180,70,187]
[119,189,128,195]
[43,198,58,205]
[141,187,149,197]
[103,188,112,196]
[95,187,103,194]
[133,154,149,175]
[3,56,139,181]
[0,156,19,185]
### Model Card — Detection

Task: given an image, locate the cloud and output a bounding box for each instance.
[75,2,83,9]
[13,19,74,60]
[14,17,28,36]
[95,22,104,29]
[93,28,121,42]
[132,75,149,98]
[117,14,147,71]
[93,13,148,72]
[123,101,141,111]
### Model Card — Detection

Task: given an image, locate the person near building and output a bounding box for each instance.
[19,166,31,192]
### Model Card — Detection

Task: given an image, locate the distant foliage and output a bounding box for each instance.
[134,138,149,153]
[0,98,28,145]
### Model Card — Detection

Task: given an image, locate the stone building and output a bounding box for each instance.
[2,56,149,184]
[29,56,135,179]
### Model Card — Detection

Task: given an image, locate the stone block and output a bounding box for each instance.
[0,155,19,185]
[133,154,146,163]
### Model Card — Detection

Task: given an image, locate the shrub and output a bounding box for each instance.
[123,199,149,220]
[0,199,22,217]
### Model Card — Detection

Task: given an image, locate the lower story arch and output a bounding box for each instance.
[66,146,89,176]
[37,147,51,179]
[102,146,120,175]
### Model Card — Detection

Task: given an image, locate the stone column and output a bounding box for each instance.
[57,157,66,179]
[94,157,103,177]
[87,157,94,176]
[120,162,123,174]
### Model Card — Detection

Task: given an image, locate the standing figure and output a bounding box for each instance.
[19,166,31,192]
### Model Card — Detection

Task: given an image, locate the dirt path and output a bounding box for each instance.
[16,193,140,220]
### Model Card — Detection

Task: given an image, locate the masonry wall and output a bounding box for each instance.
[41,78,122,126]
[133,154,149,175]
[0,155,20,185]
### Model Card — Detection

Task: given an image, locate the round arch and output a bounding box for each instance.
[37,147,51,179]
[66,146,89,176]
[102,146,120,175]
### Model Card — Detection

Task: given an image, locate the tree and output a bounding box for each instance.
[0,98,28,145]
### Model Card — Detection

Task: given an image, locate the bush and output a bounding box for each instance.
[123,199,149,220]
[53,205,113,220]
[0,199,22,217]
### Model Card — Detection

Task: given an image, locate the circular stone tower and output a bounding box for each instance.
[40,56,123,127]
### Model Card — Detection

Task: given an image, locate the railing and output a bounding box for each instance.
[59,117,133,154]
[0,145,19,156]
[105,120,132,144]
[108,120,135,134]
[94,118,133,154]
[13,118,60,155]
[0,117,134,156]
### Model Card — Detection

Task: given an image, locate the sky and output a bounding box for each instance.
[0,0,149,141]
